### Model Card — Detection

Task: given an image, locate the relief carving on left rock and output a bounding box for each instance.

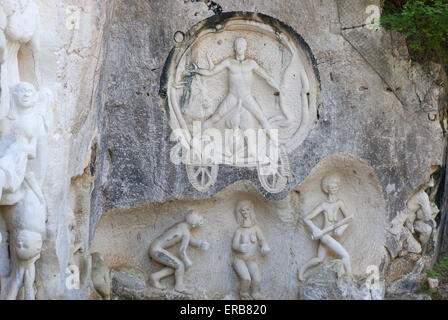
[0,0,52,300]
[0,82,51,300]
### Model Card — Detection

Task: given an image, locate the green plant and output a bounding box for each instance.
[380,0,448,64]
[425,255,448,280]
[433,255,448,274]
[427,268,442,279]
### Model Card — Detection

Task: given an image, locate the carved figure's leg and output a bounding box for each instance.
[334,224,349,237]
[149,248,185,292]
[247,260,262,299]
[321,235,352,275]
[298,243,326,281]
[233,257,251,300]
[2,264,25,300]
[202,94,237,131]
[150,268,173,289]
[242,96,272,131]
[23,263,35,300]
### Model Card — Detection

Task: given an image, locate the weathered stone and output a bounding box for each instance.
[386,293,431,300]
[428,277,439,289]
[298,260,385,300]
[0,0,446,301]
[387,274,426,295]
[111,268,146,300]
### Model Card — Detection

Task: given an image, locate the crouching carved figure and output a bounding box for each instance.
[148,211,209,294]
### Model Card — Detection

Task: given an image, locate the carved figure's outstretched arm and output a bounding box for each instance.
[253,62,281,92]
[256,226,270,255]
[179,232,192,268]
[189,237,209,251]
[338,200,350,219]
[189,57,228,77]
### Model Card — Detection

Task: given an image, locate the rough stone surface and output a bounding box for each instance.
[387,273,426,295]
[86,0,446,300]
[298,260,385,300]
[111,268,146,300]
[92,0,445,219]
[1,0,446,300]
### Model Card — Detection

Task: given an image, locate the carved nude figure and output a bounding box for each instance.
[232,200,270,300]
[189,37,281,132]
[298,174,353,281]
[0,82,49,300]
[0,0,40,118]
[148,211,209,294]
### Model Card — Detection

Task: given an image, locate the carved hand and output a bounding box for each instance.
[200,240,209,251]
[311,229,322,240]
[261,244,271,256]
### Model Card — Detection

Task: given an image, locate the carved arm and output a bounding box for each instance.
[232,229,243,252]
[303,204,324,238]
[254,63,281,92]
[256,226,270,255]
[179,233,192,268]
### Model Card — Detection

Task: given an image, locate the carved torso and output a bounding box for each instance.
[321,200,344,229]
[226,58,257,99]
[234,226,259,260]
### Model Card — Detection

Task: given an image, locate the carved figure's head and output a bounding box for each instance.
[236,200,256,227]
[234,37,247,56]
[15,229,42,261]
[11,82,37,109]
[186,210,204,228]
[322,174,341,195]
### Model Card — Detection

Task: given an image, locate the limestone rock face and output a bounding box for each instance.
[0,0,446,300]
[111,268,146,300]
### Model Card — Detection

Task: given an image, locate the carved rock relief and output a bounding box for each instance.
[91,152,387,299]
[162,14,319,193]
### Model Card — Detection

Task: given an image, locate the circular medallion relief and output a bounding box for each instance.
[160,12,320,193]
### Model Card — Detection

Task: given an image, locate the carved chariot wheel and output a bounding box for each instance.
[257,148,291,193]
[186,163,219,192]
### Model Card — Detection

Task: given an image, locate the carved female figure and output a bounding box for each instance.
[232,200,270,300]
[298,174,353,281]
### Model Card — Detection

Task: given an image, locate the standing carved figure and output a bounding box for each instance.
[0,82,49,300]
[0,0,40,118]
[298,174,353,281]
[232,200,270,300]
[148,211,209,294]
[189,37,282,133]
